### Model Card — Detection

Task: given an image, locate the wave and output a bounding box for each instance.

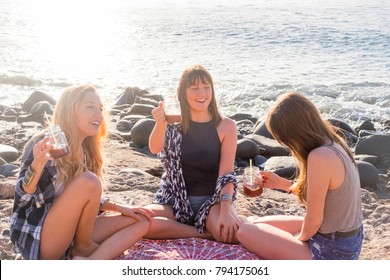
[0,74,42,87]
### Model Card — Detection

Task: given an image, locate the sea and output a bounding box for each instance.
[1,0,389,129]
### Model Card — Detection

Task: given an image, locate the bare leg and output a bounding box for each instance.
[205,202,241,243]
[40,172,101,259]
[143,204,212,240]
[237,216,312,260]
[249,215,304,234]
[73,213,150,260]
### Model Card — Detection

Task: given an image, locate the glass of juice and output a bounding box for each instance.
[242,166,263,197]
[164,98,182,124]
[45,125,70,159]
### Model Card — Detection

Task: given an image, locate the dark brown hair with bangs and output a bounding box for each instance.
[177,64,222,134]
[266,92,355,203]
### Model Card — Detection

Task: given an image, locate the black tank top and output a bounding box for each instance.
[181,119,221,196]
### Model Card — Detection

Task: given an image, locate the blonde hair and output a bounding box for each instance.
[177,64,222,134]
[266,92,354,203]
[52,84,108,188]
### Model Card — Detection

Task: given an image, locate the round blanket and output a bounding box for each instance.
[117,238,261,260]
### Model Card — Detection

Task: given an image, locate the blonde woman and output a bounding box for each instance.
[10,84,155,260]
[237,92,363,259]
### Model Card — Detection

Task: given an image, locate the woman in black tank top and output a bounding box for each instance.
[144,64,242,244]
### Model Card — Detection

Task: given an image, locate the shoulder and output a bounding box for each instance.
[218,117,237,132]
[308,145,339,165]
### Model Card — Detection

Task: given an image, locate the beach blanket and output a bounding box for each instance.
[117,238,261,260]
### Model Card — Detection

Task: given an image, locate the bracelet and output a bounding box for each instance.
[22,166,36,189]
[220,193,233,202]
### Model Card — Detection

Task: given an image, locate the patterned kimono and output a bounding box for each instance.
[154,124,237,233]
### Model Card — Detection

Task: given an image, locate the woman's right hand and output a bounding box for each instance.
[151,101,168,125]
[32,137,53,165]
[258,171,282,190]
[259,171,294,193]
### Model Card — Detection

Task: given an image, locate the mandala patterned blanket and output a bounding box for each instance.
[117,238,261,260]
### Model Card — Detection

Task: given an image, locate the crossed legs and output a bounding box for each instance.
[40,171,149,260]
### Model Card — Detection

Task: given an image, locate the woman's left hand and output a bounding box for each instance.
[119,206,157,221]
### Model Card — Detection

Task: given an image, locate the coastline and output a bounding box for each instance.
[0,90,389,260]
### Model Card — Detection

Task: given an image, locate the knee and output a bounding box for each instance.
[75,171,102,196]
[137,217,152,235]
[237,223,251,243]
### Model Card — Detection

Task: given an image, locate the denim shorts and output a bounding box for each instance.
[167,195,211,225]
[308,225,363,260]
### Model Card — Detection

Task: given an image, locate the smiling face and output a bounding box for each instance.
[75,90,104,141]
[186,78,212,114]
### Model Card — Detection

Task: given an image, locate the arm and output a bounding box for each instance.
[100,200,156,221]
[216,118,241,242]
[298,148,332,241]
[259,170,294,193]
[17,136,52,195]
[149,101,168,154]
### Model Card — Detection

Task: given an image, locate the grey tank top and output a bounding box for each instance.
[319,143,363,233]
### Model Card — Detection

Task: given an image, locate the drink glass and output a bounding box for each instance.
[45,125,70,159]
[242,166,263,197]
[164,98,182,124]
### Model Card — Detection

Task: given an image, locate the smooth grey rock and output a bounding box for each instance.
[130,119,155,147]
[22,91,56,113]
[263,156,297,179]
[253,119,274,139]
[236,138,259,159]
[355,134,390,168]
[356,160,379,188]
[0,164,19,177]
[246,134,290,157]
[0,145,18,163]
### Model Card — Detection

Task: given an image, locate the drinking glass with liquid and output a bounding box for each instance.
[45,125,70,159]
[164,98,182,124]
[242,166,263,197]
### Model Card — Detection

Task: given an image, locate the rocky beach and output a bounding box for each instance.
[0,88,389,260]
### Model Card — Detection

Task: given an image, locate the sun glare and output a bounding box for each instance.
[30,0,121,79]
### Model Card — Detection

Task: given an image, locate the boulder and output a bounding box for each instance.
[236,138,259,159]
[252,119,274,139]
[128,104,155,116]
[0,145,19,163]
[22,91,56,113]
[355,134,390,168]
[263,156,297,179]
[245,134,290,157]
[130,119,155,147]
[356,160,379,188]
[0,164,19,177]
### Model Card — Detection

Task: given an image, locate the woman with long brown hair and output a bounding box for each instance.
[10,84,155,259]
[237,92,364,259]
[145,64,242,243]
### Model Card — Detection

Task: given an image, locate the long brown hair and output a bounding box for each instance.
[176,64,222,134]
[52,84,108,188]
[266,92,354,203]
